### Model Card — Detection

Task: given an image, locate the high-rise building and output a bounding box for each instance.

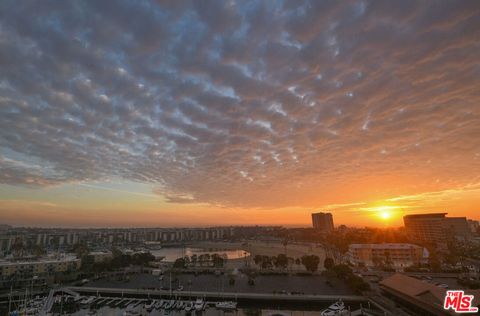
[311,212,334,232]
[444,217,471,241]
[403,213,447,245]
[403,213,471,247]
[468,219,479,234]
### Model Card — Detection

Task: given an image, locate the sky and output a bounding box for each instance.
[0,0,479,228]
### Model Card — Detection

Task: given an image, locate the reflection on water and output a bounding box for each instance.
[150,247,250,262]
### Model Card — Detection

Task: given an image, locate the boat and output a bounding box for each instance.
[194,298,205,311]
[329,300,344,311]
[155,299,165,309]
[215,301,237,310]
[164,299,176,310]
[184,301,194,312]
[19,307,38,316]
[320,310,349,316]
[144,300,156,311]
[320,300,346,316]
[30,296,46,308]
[123,304,143,316]
[175,300,184,309]
[80,296,96,306]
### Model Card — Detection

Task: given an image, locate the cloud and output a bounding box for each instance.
[0,0,479,209]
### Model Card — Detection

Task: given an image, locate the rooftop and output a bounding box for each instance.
[0,255,79,266]
[349,243,422,250]
[380,274,480,315]
[403,213,447,219]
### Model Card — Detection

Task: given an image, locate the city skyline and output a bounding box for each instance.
[1,1,480,228]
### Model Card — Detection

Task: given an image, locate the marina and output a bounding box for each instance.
[3,287,380,316]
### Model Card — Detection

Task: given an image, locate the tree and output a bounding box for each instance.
[11,238,25,257]
[71,242,90,259]
[212,254,224,268]
[174,258,186,269]
[324,257,334,270]
[184,256,191,267]
[253,255,263,266]
[198,254,206,266]
[191,254,198,266]
[301,255,320,273]
[261,256,272,270]
[332,264,352,279]
[204,253,211,264]
[275,254,288,269]
[33,245,46,258]
[111,247,123,258]
[347,274,371,293]
[282,238,288,256]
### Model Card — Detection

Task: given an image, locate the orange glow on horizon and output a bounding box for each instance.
[0,181,479,228]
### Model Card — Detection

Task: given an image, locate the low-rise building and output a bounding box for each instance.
[87,251,113,263]
[380,273,480,316]
[0,255,80,279]
[348,243,427,269]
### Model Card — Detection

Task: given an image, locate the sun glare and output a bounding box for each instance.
[370,205,397,221]
[380,211,391,220]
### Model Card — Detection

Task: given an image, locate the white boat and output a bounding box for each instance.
[320,310,349,316]
[123,304,143,316]
[145,300,156,311]
[80,296,96,306]
[215,301,237,310]
[30,296,46,307]
[164,299,176,310]
[184,301,194,312]
[320,300,346,316]
[194,298,205,311]
[176,300,185,309]
[155,299,165,309]
[19,307,38,316]
[329,300,344,311]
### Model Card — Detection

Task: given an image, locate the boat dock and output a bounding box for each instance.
[67,286,366,304]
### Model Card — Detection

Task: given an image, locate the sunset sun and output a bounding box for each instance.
[380,211,391,220]
[370,205,397,221]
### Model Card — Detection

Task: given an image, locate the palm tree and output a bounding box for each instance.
[282,238,288,257]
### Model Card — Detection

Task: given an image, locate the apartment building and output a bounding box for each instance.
[403,213,471,247]
[348,243,427,269]
[0,255,81,279]
[311,212,334,232]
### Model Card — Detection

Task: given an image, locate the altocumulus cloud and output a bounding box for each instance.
[0,0,479,208]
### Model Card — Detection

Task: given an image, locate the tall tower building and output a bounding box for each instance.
[311,212,334,232]
[403,213,471,247]
[403,213,447,245]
